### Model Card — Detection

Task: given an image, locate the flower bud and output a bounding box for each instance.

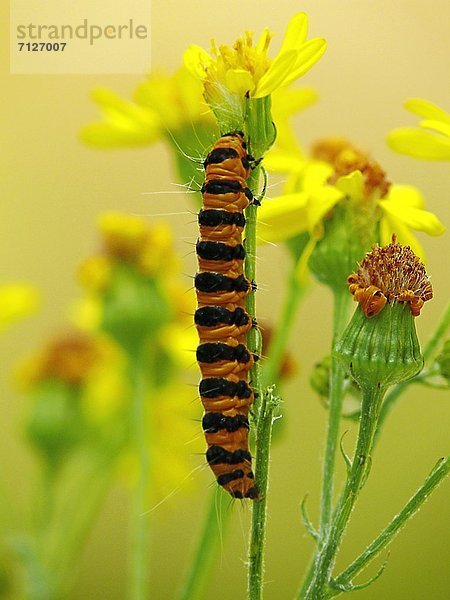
[26,381,84,466]
[335,237,432,391]
[79,214,177,351]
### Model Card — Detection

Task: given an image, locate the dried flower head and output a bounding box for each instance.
[347,236,433,317]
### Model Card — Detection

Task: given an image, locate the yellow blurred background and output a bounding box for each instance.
[2,1,449,599]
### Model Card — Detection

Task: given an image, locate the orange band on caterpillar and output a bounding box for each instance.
[195,132,259,500]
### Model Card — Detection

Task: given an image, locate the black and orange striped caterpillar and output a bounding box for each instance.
[195,131,259,500]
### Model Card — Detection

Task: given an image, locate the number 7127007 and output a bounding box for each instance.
[18,42,67,51]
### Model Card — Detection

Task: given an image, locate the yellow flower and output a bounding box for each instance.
[0,284,39,332]
[387,98,450,161]
[81,67,214,148]
[333,170,445,259]
[79,212,180,281]
[184,12,326,103]
[377,182,445,258]
[259,139,445,265]
[258,160,343,243]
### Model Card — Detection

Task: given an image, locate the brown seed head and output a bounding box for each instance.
[347,236,433,317]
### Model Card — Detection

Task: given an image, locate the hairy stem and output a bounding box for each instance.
[298,291,350,597]
[128,348,151,600]
[245,166,263,409]
[248,387,278,600]
[245,163,274,600]
[320,291,351,536]
[303,384,386,599]
[333,456,450,592]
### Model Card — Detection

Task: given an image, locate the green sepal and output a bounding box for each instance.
[308,203,376,293]
[335,302,424,391]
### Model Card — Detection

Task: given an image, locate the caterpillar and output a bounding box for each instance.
[195,131,259,500]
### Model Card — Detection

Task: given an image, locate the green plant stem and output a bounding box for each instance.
[375,301,450,443]
[50,450,120,596]
[129,348,151,600]
[298,291,350,598]
[332,456,450,592]
[177,489,232,600]
[262,266,307,388]
[248,387,278,600]
[423,301,450,361]
[303,384,386,599]
[319,291,351,537]
[245,165,276,600]
[245,166,263,409]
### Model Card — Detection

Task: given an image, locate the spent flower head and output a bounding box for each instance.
[336,238,431,390]
[387,98,450,161]
[347,235,433,318]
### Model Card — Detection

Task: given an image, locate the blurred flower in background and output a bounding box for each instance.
[18,331,129,467]
[387,98,450,161]
[81,67,218,189]
[0,284,39,333]
[77,211,200,496]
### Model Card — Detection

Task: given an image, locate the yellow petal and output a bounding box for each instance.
[335,170,364,200]
[256,28,272,55]
[253,50,299,98]
[307,187,343,230]
[263,148,304,173]
[81,89,161,147]
[272,86,318,116]
[378,199,445,236]
[302,161,335,191]
[0,284,40,332]
[380,216,426,261]
[386,184,424,209]
[419,119,450,137]
[280,39,327,88]
[404,98,450,124]
[257,192,309,243]
[183,45,212,80]
[225,68,254,95]
[279,12,308,53]
[295,237,316,285]
[387,128,450,160]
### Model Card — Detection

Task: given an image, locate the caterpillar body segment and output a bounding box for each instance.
[195,132,259,500]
